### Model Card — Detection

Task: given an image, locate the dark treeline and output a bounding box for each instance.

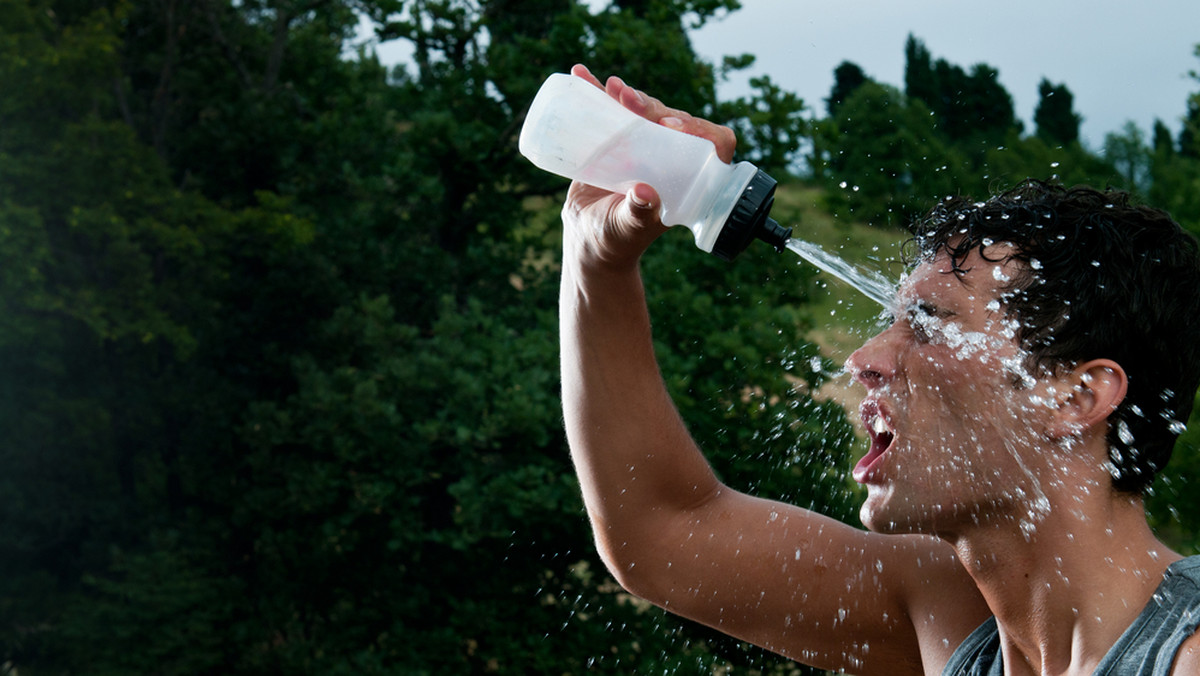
[815,35,1200,230]
[1,1,1198,673]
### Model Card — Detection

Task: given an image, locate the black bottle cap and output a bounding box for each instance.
[710,168,792,262]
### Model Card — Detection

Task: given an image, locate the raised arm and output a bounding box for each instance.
[557,66,986,675]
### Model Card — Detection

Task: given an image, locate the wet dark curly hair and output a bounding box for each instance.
[905,179,1200,494]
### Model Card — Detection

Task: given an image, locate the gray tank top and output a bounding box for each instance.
[942,556,1200,676]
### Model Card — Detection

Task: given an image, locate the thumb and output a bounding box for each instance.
[617,182,668,239]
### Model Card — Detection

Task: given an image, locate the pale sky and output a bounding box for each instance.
[688,0,1200,149]
[368,1,1199,150]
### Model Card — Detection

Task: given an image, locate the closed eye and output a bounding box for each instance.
[906,300,953,344]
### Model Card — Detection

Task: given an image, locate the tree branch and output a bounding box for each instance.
[150,0,179,159]
[263,6,293,92]
[200,0,254,88]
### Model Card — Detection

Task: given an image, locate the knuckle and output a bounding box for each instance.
[719,125,737,149]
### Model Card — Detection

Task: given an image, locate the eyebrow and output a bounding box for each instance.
[910,299,956,318]
[880,298,956,325]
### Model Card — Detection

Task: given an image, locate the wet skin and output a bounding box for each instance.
[559,66,1200,675]
[846,246,1071,538]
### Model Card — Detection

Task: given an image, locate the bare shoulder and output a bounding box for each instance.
[1170,627,1200,675]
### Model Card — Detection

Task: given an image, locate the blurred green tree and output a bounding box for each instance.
[1034,78,1082,146]
[0,0,854,674]
[715,72,810,177]
[815,81,963,226]
[826,60,869,117]
[903,34,1021,144]
[1180,53,1200,160]
[1105,121,1153,194]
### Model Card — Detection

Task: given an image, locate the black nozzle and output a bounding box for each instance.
[758,217,792,252]
[710,168,792,262]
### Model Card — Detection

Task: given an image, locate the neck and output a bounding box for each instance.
[949,490,1180,675]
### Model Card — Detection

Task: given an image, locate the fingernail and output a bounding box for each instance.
[661,116,684,129]
[629,184,654,208]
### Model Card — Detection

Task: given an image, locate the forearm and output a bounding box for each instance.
[559,259,722,562]
[551,65,737,584]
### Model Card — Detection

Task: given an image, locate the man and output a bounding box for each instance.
[558,65,1200,675]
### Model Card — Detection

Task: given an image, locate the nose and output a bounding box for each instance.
[846,326,899,389]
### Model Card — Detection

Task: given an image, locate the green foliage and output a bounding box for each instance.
[1153,49,1200,235]
[1148,390,1200,555]
[225,292,592,672]
[819,35,1127,226]
[975,134,1117,195]
[816,82,963,226]
[1181,46,1200,159]
[57,534,242,675]
[4,1,1200,674]
[826,60,868,116]
[1149,141,1200,236]
[904,34,1021,143]
[642,232,858,515]
[1105,121,1153,193]
[0,0,845,674]
[1034,78,1082,146]
[715,73,809,177]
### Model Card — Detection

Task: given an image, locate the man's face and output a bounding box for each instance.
[845,246,1067,537]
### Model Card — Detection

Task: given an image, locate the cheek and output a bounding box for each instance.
[910,341,1021,404]
[900,353,1021,450]
[898,346,982,405]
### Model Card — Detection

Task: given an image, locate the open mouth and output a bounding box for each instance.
[854,402,895,482]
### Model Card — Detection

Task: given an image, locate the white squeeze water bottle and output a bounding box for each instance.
[518,73,791,261]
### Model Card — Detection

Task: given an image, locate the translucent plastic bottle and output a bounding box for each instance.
[518,73,790,261]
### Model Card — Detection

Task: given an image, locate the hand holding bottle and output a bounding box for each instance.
[551,65,742,272]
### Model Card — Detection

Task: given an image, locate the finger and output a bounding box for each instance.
[612,82,738,164]
[600,73,689,125]
[663,115,738,163]
[585,68,739,164]
[611,77,651,117]
[606,76,642,109]
[570,63,604,90]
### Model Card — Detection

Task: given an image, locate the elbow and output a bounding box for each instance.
[589,522,673,605]
[597,546,647,595]
[583,485,726,606]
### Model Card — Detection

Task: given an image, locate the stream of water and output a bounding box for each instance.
[783,238,897,309]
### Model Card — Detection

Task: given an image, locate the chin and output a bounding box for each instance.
[859,492,913,534]
[858,490,959,536]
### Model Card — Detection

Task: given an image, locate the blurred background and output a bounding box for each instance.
[2,1,1199,673]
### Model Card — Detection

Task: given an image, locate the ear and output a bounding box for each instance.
[1046,359,1128,439]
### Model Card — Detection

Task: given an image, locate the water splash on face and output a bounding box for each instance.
[882,293,1068,537]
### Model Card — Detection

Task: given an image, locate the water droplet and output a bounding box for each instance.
[1118,420,1135,445]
